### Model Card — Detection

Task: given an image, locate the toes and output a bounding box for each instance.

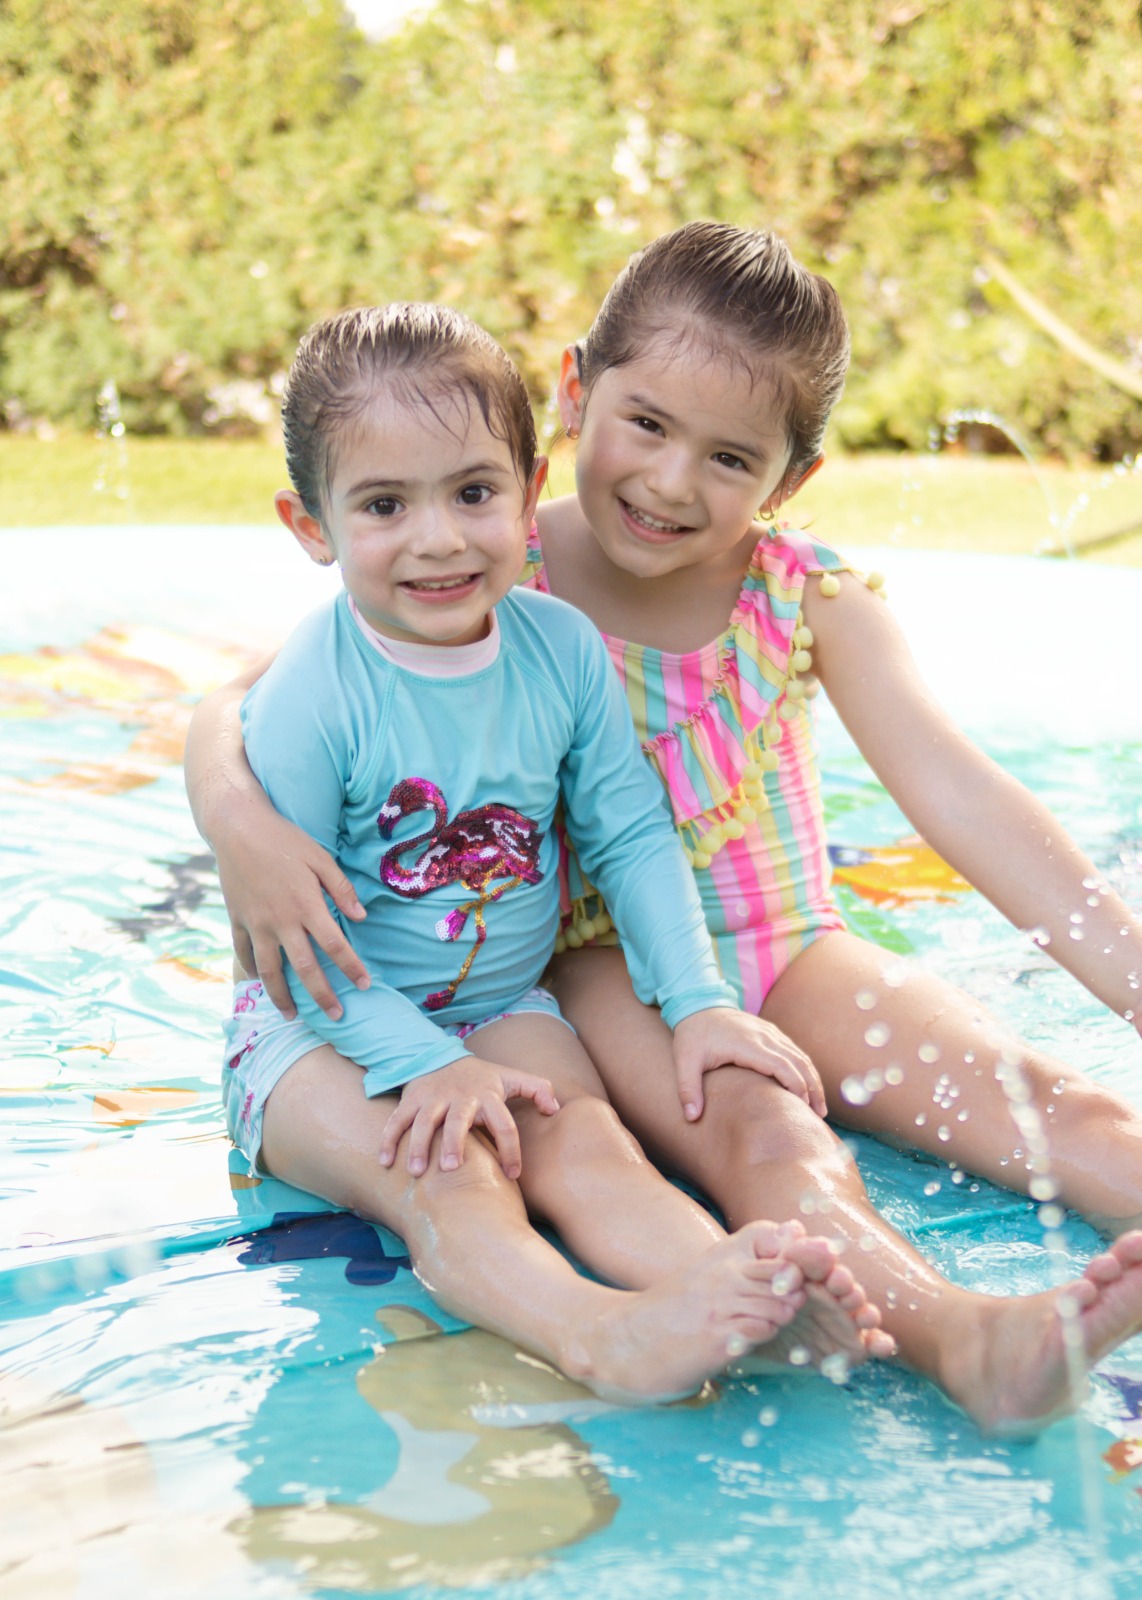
[1112,1231,1142,1267]
[823,1263,857,1300]
[1085,1252,1126,1287]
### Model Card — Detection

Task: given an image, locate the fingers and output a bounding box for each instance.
[674,1054,705,1122]
[466,1098,523,1181]
[311,923,371,996]
[316,858,367,923]
[501,1071,561,1117]
[377,1099,418,1169]
[250,934,295,1018]
[282,938,344,1021]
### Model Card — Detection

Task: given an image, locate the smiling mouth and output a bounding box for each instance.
[401,574,480,594]
[620,500,693,537]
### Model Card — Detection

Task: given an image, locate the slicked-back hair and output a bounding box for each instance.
[581,222,850,485]
[282,303,537,518]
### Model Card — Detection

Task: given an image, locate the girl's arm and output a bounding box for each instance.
[807,574,1142,1033]
[183,656,370,1017]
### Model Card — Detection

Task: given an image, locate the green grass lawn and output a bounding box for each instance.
[3,434,1140,563]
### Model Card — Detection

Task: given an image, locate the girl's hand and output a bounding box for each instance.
[377,1058,561,1180]
[214,809,370,1019]
[672,1009,827,1121]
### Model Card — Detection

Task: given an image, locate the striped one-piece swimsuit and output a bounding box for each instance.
[522,525,851,1014]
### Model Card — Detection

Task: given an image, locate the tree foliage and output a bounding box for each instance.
[2,0,1140,455]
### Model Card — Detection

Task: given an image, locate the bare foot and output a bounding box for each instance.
[942,1231,1142,1435]
[738,1243,897,1381]
[560,1220,832,1402]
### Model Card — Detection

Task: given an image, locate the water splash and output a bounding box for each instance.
[938,408,1072,558]
[991,1039,1111,1595]
[94,379,131,503]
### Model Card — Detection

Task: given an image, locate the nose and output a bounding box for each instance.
[644,444,696,506]
[411,503,467,558]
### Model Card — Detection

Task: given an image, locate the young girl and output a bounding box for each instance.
[211,298,892,1405]
[187,237,1142,1434]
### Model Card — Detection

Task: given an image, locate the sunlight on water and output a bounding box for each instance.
[1,524,1141,1599]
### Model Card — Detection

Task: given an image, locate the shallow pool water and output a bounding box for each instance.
[2,529,1142,1599]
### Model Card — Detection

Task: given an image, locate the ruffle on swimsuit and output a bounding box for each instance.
[522,523,884,860]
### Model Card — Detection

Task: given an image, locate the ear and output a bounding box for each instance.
[275,489,335,566]
[522,457,548,524]
[760,455,824,518]
[556,345,584,437]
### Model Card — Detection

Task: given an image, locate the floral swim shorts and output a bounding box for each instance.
[221,978,571,1169]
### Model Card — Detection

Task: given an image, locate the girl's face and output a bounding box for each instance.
[277,385,543,646]
[560,334,816,580]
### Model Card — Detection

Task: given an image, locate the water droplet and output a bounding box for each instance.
[885,1064,904,1086]
[841,1076,872,1107]
[772,1266,800,1296]
[1027,925,1051,948]
[882,961,910,989]
[726,1333,748,1358]
[951,1169,965,1185]
[1039,1203,1065,1229]
[741,1428,761,1448]
[956,1109,970,1122]
[884,1287,898,1306]
[918,1041,941,1064]
[914,1113,927,1127]
[1069,927,1085,941]
[1070,911,1085,925]
[820,1352,851,1385]
[799,1195,818,1215]
[1086,895,1101,908]
[937,1125,951,1142]
[759,1406,779,1426]
[964,1051,975,1065]
[923,1180,942,1196]
[788,1345,811,1367]
[1052,1080,1066,1096]
[864,1069,885,1093]
[864,1022,891,1048]
[969,1182,980,1192]
[1029,1176,1059,1201]
[855,989,877,1011]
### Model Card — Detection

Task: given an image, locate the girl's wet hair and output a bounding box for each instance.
[581,221,850,485]
[282,303,537,517]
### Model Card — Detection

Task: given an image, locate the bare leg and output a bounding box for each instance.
[260,1041,834,1402]
[464,1011,888,1371]
[762,930,1142,1232]
[550,945,1142,1432]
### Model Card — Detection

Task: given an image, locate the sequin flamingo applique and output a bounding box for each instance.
[378,777,543,1011]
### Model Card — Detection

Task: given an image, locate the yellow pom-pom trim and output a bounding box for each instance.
[794,625,814,648]
[574,917,597,942]
[593,911,613,936]
[867,570,886,592]
[553,934,567,955]
[819,572,841,597]
[564,927,584,950]
[785,679,807,701]
[691,850,712,870]
[779,701,800,721]
[791,648,813,673]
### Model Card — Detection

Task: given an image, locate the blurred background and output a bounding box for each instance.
[2,0,1141,556]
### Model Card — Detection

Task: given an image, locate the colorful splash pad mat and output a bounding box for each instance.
[2,526,1142,1600]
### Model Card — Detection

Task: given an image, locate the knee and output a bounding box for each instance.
[722,1091,855,1184]
[521,1091,642,1169]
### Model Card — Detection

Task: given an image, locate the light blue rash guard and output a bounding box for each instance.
[241,586,737,1096]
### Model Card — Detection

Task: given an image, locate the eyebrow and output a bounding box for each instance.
[623,392,770,463]
[345,460,515,497]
